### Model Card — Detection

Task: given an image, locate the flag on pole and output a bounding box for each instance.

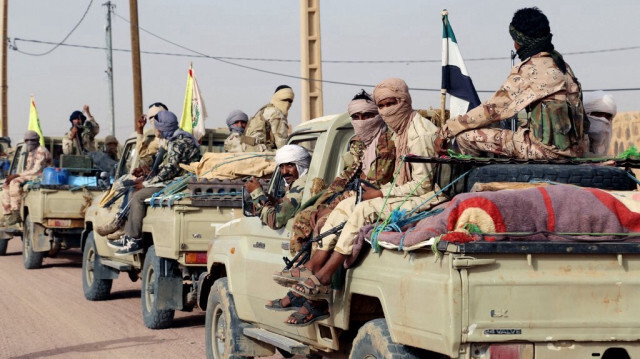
[441,11,481,118]
[179,64,207,141]
[28,96,45,146]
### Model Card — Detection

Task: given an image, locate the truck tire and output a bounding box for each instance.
[350,319,420,359]
[141,245,176,329]
[22,215,44,269]
[82,232,113,301]
[466,164,637,192]
[205,278,247,359]
[0,237,8,255]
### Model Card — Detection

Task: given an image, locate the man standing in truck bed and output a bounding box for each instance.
[1,131,52,229]
[437,7,587,159]
[242,85,294,152]
[63,105,100,155]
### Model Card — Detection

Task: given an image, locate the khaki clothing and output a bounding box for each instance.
[317,113,441,255]
[242,104,289,152]
[224,133,244,153]
[135,134,160,169]
[2,146,52,211]
[289,129,395,254]
[251,174,307,230]
[442,53,586,159]
[62,116,100,155]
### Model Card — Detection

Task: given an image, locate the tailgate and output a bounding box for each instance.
[458,242,640,343]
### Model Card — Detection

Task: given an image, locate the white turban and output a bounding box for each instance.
[584,91,617,156]
[275,144,311,177]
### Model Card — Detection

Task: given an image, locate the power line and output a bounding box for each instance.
[11,37,640,64]
[10,0,94,56]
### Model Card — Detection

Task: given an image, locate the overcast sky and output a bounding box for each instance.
[7,0,640,142]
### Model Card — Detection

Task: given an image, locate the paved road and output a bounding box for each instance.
[0,237,289,359]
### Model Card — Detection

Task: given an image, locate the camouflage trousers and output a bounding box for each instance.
[455,128,561,160]
[289,190,355,255]
[318,191,445,256]
[2,176,28,212]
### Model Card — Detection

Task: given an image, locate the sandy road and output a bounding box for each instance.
[0,238,290,359]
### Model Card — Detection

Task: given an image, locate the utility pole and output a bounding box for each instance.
[129,0,143,123]
[300,0,323,122]
[0,0,7,137]
[103,1,115,136]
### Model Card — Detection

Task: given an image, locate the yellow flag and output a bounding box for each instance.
[179,65,194,134]
[28,96,45,146]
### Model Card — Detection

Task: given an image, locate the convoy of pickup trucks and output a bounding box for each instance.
[1,114,639,359]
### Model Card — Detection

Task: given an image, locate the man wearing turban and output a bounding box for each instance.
[223,110,249,153]
[277,79,444,326]
[244,144,310,230]
[242,85,294,152]
[1,131,52,229]
[438,7,587,160]
[584,91,617,156]
[266,90,396,312]
[109,110,201,256]
[63,105,100,155]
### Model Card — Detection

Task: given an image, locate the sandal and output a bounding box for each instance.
[291,275,332,300]
[272,267,313,287]
[265,291,306,312]
[285,300,329,327]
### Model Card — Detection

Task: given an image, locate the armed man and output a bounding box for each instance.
[1,131,52,229]
[244,144,310,230]
[242,85,294,152]
[437,7,587,159]
[266,90,396,312]
[63,105,100,155]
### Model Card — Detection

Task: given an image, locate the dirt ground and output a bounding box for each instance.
[0,237,295,359]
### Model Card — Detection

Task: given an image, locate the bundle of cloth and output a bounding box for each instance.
[348,184,640,263]
[180,152,276,180]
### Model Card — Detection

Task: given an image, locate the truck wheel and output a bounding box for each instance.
[350,319,420,359]
[205,278,246,359]
[0,237,8,255]
[82,232,113,301]
[22,215,44,269]
[466,164,637,192]
[141,245,175,329]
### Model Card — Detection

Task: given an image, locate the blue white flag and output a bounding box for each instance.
[442,11,481,118]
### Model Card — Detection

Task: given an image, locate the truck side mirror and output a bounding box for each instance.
[242,187,257,217]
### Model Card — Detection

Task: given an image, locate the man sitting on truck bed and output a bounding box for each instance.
[244,144,310,230]
[242,85,294,152]
[224,110,249,153]
[109,111,201,256]
[1,131,52,229]
[277,78,444,325]
[266,90,396,312]
[436,7,587,160]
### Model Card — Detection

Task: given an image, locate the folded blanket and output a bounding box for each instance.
[180,152,275,180]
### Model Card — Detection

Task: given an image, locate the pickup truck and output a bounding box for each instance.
[81,128,250,329]
[201,113,640,359]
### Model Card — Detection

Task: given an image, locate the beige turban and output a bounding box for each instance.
[271,87,295,116]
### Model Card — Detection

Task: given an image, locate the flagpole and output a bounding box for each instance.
[440,9,448,128]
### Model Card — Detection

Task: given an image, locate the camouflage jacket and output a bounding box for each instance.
[251,174,307,230]
[21,146,52,180]
[317,128,396,206]
[241,104,289,152]
[224,133,244,153]
[441,53,585,154]
[146,134,200,185]
[62,116,100,155]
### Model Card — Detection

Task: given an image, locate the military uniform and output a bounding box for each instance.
[318,113,443,255]
[62,116,100,155]
[2,146,52,212]
[124,134,201,239]
[289,129,395,253]
[442,53,586,159]
[251,174,308,230]
[224,132,244,153]
[242,104,289,152]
